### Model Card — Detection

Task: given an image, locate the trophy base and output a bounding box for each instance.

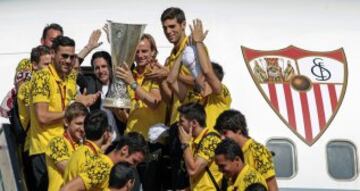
[103,98,131,109]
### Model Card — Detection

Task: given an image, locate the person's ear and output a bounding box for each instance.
[50,49,56,59]
[64,119,69,128]
[103,130,111,143]
[126,179,135,190]
[181,21,186,30]
[234,156,243,167]
[237,130,242,135]
[190,120,197,128]
[32,62,39,70]
[120,145,129,156]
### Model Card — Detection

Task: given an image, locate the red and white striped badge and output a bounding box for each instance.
[242,46,348,145]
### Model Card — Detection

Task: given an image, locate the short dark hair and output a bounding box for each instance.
[91,51,112,68]
[215,138,244,162]
[51,36,75,51]
[141,33,158,58]
[30,45,51,63]
[212,62,224,81]
[84,110,109,140]
[245,183,268,191]
[41,23,63,40]
[214,109,249,137]
[107,132,148,155]
[64,102,89,124]
[161,7,186,24]
[109,162,136,189]
[178,102,206,127]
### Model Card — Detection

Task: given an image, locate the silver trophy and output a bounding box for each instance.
[103,21,146,108]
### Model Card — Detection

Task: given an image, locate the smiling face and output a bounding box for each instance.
[66,115,86,143]
[215,154,242,179]
[93,57,110,85]
[135,38,154,67]
[54,45,76,77]
[38,54,52,69]
[33,54,51,71]
[162,18,186,45]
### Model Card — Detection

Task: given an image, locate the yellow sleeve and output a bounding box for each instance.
[211,84,231,103]
[17,83,26,101]
[197,134,221,162]
[242,168,268,190]
[16,58,32,73]
[46,137,71,163]
[78,156,112,190]
[31,69,51,103]
[250,144,276,179]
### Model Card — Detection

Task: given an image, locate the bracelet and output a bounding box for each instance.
[84,45,91,51]
[130,81,138,90]
[181,143,190,150]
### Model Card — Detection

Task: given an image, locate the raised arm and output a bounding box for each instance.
[166,53,188,101]
[190,19,222,94]
[77,29,102,61]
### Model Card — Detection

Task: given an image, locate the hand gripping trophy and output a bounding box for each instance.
[103,21,146,108]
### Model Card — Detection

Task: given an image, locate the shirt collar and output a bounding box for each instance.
[49,63,63,83]
[169,36,189,60]
[233,164,250,188]
[242,138,254,153]
[85,140,103,154]
[193,127,209,145]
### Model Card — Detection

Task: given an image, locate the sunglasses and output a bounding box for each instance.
[61,53,77,60]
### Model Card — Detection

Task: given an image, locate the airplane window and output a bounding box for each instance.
[266,139,296,178]
[327,141,358,180]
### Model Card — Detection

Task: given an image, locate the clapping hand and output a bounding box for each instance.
[75,89,101,107]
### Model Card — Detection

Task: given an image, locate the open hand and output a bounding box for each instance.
[86,29,102,50]
[190,19,208,44]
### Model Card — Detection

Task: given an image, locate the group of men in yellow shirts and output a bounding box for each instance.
[10,5,280,191]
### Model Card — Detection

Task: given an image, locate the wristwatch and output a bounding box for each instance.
[181,143,190,150]
[130,81,138,90]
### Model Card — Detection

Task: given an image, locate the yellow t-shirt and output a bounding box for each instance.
[163,36,192,125]
[29,63,77,155]
[227,164,267,191]
[63,140,113,191]
[45,134,79,191]
[17,80,32,151]
[242,139,276,180]
[204,84,232,129]
[183,87,204,105]
[191,128,223,191]
[125,68,166,138]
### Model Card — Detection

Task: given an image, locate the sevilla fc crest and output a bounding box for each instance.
[241,46,348,146]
